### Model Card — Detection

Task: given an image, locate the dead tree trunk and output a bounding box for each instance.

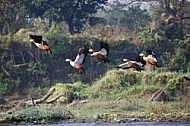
[25,88,55,105]
[46,93,65,104]
[148,89,162,102]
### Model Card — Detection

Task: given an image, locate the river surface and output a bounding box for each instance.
[21,122,190,126]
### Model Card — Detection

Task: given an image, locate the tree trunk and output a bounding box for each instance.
[65,3,77,35]
[67,18,75,35]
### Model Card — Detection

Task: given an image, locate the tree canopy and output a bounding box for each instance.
[0,0,190,97]
[24,0,108,34]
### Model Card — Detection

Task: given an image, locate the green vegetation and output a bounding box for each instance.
[1,70,190,124]
[49,82,88,103]
[0,0,190,97]
[0,0,190,124]
[0,108,73,124]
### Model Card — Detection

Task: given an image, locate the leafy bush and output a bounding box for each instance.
[13,28,34,44]
[50,82,88,103]
[165,75,185,98]
[87,70,189,101]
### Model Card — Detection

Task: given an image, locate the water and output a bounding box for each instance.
[22,122,190,126]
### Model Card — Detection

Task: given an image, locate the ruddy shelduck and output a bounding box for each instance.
[65,47,89,73]
[117,58,146,71]
[139,50,162,67]
[29,35,52,54]
[89,41,110,62]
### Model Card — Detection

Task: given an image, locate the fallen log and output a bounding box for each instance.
[68,100,79,106]
[25,88,55,105]
[110,97,121,104]
[46,93,65,104]
[68,99,88,106]
[113,97,121,103]
[148,89,169,103]
[78,100,88,104]
[148,89,162,102]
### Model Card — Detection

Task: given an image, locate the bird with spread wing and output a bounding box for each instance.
[89,41,110,63]
[117,57,146,72]
[65,46,89,73]
[29,35,52,54]
[139,50,162,68]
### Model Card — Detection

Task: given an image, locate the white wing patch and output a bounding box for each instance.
[98,48,107,56]
[147,55,157,62]
[118,62,129,68]
[132,61,144,67]
[74,53,85,65]
[34,43,41,47]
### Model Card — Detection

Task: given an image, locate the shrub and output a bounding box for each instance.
[50,82,88,103]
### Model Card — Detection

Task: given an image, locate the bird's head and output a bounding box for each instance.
[139,53,145,57]
[29,39,34,42]
[89,49,94,53]
[65,59,71,62]
[123,59,129,62]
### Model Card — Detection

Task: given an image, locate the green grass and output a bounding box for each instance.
[40,69,190,115]
[45,71,188,102]
[12,107,72,120]
[1,70,190,124]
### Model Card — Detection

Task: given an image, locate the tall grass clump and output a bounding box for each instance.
[86,69,189,101]
[87,69,143,99]
[49,82,88,103]
[12,107,72,120]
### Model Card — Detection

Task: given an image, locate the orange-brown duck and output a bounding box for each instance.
[89,41,110,63]
[29,35,52,54]
[117,58,146,71]
[139,50,162,67]
[65,47,89,73]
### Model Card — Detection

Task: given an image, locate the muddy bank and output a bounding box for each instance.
[1,111,190,125]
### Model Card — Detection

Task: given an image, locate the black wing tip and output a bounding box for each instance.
[78,46,90,54]
[78,46,90,64]
[136,55,146,66]
[100,41,109,46]
[42,40,49,46]
[146,49,158,59]
[29,35,42,38]
[184,76,190,81]
[29,35,43,43]
[100,41,109,52]
[135,67,145,71]
[80,67,85,73]
[146,50,153,55]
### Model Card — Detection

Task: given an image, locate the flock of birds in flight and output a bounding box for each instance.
[29,35,162,73]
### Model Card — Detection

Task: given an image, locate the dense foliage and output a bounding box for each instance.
[0,0,190,97]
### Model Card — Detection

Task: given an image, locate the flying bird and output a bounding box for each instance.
[89,41,110,63]
[117,58,146,71]
[29,35,52,54]
[65,46,89,73]
[139,50,161,67]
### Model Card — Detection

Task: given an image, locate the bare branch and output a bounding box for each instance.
[25,88,55,105]
[12,63,30,67]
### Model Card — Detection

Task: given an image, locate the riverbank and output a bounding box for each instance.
[1,110,190,125]
[0,99,190,125]
[0,70,190,125]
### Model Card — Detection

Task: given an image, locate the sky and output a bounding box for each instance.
[107,0,153,11]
